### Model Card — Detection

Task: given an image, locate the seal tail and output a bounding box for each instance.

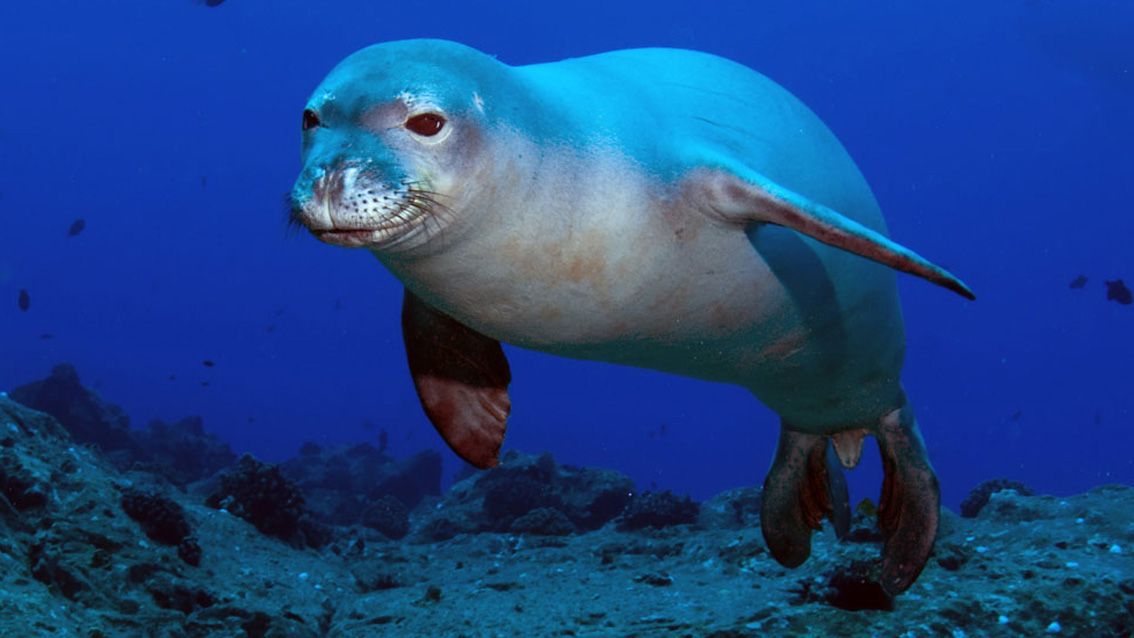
[760,426,851,568]
[761,408,939,595]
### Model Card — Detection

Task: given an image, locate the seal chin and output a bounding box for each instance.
[310,228,388,248]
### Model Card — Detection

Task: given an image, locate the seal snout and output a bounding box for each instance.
[291,161,439,250]
[310,168,345,218]
[294,165,367,232]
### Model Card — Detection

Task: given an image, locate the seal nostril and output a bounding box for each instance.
[302,108,321,131]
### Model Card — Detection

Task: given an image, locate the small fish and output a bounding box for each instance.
[38,333,54,340]
[168,374,177,381]
[17,289,29,311]
[1094,412,1103,426]
[265,323,277,333]
[67,218,86,237]
[1069,274,1087,289]
[200,175,208,189]
[1105,279,1132,305]
[202,359,215,367]
[378,428,389,453]
[1009,410,1022,422]
[200,381,210,387]
[196,0,225,7]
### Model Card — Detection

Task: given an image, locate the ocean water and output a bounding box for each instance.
[1,0,1131,519]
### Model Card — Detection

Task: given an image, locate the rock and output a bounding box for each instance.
[280,444,440,526]
[617,491,699,531]
[824,559,893,612]
[411,450,635,540]
[9,363,135,453]
[634,572,674,587]
[555,464,634,531]
[483,476,562,528]
[28,535,91,600]
[119,487,201,566]
[120,488,193,546]
[0,394,71,442]
[979,488,1050,523]
[130,416,236,486]
[205,455,326,548]
[961,478,1034,518]
[698,486,761,529]
[373,451,442,510]
[145,575,215,614]
[935,542,972,571]
[361,494,410,540]
[416,516,463,542]
[0,448,51,511]
[350,559,403,593]
[511,507,575,536]
[7,376,1133,638]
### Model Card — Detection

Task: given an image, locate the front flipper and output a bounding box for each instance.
[761,427,850,567]
[401,290,511,469]
[697,166,975,300]
[876,404,939,595]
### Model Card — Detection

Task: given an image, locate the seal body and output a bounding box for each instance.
[393,48,906,430]
[290,40,973,594]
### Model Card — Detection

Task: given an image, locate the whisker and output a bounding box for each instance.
[283,191,307,237]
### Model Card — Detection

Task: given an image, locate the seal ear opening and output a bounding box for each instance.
[401,290,512,468]
[703,167,975,300]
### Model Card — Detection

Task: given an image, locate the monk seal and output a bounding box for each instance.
[289,39,974,595]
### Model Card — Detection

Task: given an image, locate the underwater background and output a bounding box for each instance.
[2,0,1132,515]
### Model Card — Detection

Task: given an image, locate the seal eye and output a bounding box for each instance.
[302,108,321,131]
[405,113,446,137]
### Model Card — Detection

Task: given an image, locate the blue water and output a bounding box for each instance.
[1,0,1131,510]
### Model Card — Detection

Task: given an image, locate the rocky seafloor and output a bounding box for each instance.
[1,365,1132,637]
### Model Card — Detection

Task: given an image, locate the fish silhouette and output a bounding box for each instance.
[17,289,29,311]
[67,218,86,237]
[1068,274,1087,289]
[1105,279,1132,305]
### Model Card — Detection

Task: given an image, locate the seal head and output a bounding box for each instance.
[290,40,510,254]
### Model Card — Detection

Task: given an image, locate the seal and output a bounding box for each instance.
[289,39,974,595]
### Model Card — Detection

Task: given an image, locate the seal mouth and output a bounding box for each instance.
[291,174,453,251]
[311,228,387,247]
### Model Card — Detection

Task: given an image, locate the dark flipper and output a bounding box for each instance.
[876,405,940,595]
[401,290,511,469]
[761,427,849,567]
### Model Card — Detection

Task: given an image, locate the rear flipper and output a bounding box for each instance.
[760,428,851,568]
[876,405,939,595]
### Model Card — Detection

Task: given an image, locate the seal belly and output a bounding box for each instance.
[386,139,905,431]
